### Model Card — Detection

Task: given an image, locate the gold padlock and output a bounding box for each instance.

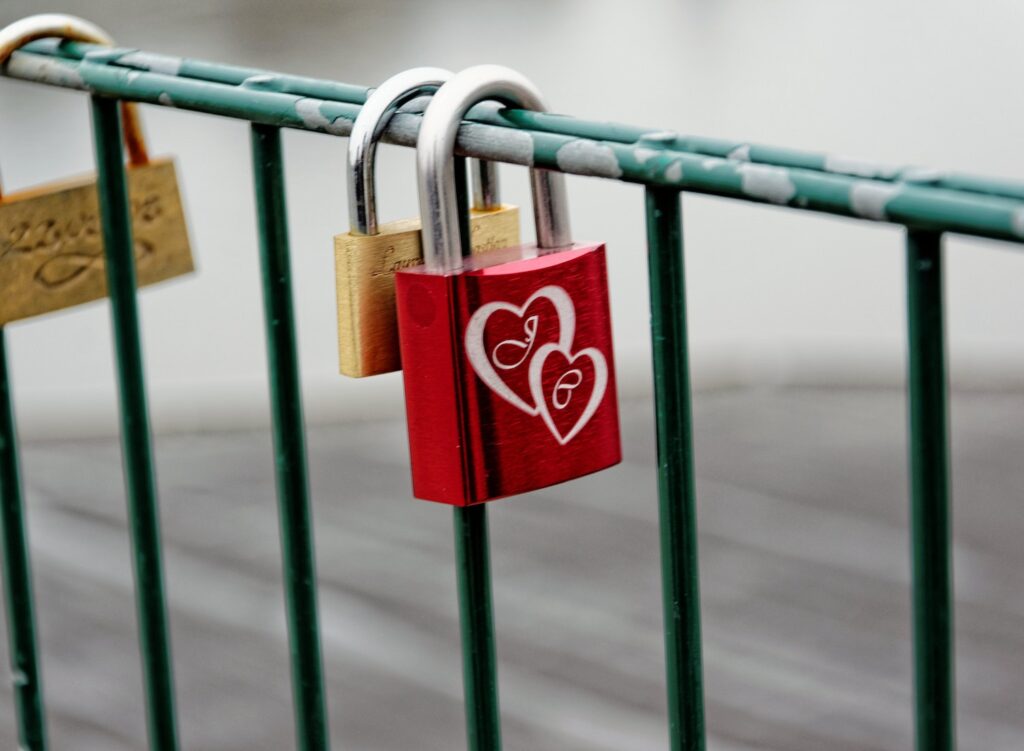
[334,67,519,377]
[0,14,194,325]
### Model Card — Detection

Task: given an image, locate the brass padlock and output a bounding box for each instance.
[0,15,194,325]
[334,67,519,377]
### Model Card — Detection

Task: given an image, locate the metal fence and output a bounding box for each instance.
[2,32,1020,751]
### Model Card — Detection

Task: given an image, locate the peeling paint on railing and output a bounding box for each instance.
[5,39,1024,243]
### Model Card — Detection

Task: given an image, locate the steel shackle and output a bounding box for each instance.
[347,67,502,236]
[417,64,572,272]
[0,13,150,196]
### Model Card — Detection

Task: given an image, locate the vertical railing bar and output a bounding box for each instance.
[90,95,179,751]
[453,505,501,751]
[0,328,48,751]
[905,229,956,751]
[451,149,501,751]
[249,123,330,751]
[644,187,706,751]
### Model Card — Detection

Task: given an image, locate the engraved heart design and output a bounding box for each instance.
[464,285,574,416]
[465,283,609,445]
[529,344,608,445]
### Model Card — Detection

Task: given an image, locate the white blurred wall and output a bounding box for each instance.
[0,0,1022,437]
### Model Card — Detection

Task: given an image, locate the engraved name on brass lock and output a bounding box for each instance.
[0,15,193,326]
[0,160,192,324]
[334,205,518,377]
[333,67,519,378]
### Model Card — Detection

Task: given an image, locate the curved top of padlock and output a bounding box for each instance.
[417,64,571,272]
[0,13,150,188]
[348,67,501,236]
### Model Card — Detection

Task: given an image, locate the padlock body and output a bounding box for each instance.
[334,204,520,377]
[395,242,621,505]
[0,158,193,324]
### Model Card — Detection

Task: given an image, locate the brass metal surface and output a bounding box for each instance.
[0,158,193,324]
[334,204,519,377]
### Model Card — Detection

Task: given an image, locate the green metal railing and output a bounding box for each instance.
[2,36,1019,751]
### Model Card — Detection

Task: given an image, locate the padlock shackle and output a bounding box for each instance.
[418,65,572,272]
[347,67,501,237]
[471,158,499,212]
[0,14,150,200]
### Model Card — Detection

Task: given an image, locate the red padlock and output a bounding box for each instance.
[395,65,621,505]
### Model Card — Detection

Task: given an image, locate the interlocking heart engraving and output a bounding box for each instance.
[464,285,608,445]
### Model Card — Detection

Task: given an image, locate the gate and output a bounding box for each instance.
[2,14,1018,751]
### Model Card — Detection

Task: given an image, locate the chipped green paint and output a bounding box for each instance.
[7,38,1024,237]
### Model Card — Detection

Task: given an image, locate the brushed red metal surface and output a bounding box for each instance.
[395,243,621,505]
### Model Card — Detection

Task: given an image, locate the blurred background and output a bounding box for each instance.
[0,1,1022,750]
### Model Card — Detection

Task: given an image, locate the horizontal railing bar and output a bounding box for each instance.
[4,46,1024,245]
[21,39,370,101]
[16,39,1024,205]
